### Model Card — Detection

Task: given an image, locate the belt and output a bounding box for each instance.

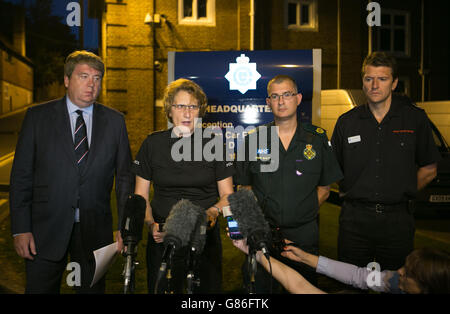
[345,200,408,214]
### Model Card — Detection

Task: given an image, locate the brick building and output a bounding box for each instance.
[92,0,449,155]
[0,2,33,115]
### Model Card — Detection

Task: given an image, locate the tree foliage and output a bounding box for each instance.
[24,0,80,89]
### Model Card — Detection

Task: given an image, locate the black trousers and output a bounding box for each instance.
[338,201,415,271]
[25,223,105,294]
[147,222,223,294]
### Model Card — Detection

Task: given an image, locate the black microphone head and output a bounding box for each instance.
[227,189,270,238]
[190,205,207,253]
[163,199,200,248]
[121,194,146,242]
[247,229,271,253]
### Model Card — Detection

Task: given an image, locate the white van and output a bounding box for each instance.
[320,89,366,136]
[416,101,450,145]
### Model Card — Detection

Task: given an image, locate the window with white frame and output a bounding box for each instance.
[376,10,410,56]
[286,0,318,31]
[178,0,215,26]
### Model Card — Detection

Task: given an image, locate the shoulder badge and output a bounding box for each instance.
[303,144,316,160]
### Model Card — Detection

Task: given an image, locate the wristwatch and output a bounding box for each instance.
[212,205,222,215]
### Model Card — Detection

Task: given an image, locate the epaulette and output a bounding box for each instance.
[150,129,167,135]
[245,122,274,137]
[410,102,426,112]
[301,123,328,138]
[393,94,425,112]
[147,129,168,139]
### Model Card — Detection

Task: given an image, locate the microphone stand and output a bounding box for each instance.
[155,243,176,294]
[186,247,201,294]
[247,248,257,294]
[122,238,137,294]
[165,248,175,294]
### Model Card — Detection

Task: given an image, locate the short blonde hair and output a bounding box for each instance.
[163,78,208,123]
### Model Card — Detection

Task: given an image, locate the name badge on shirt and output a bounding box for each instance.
[348,135,361,144]
[256,148,271,161]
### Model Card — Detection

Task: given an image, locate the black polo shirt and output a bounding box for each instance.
[131,129,235,222]
[234,121,343,230]
[331,95,441,204]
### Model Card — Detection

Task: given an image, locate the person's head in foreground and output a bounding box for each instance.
[398,247,450,294]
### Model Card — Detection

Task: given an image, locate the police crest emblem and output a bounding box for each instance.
[303,144,316,160]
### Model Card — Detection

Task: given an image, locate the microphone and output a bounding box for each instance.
[227,189,272,294]
[189,205,207,255]
[155,199,200,293]
[186,204,207,293]
[121,194,146,294]
[121,194,146,242]
[227,189,271,259]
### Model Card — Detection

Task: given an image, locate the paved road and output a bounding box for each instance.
[0,107,28,216]
[0,107,27,186]
[0,108,27,186]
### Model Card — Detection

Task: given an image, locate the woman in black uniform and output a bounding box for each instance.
[132,78,234,293]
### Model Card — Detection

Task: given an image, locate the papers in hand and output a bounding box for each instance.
[90,242,119,287]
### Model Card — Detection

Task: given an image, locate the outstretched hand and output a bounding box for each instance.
[280,239,307,263]
[231,238,249,255]
[226,227,249,255]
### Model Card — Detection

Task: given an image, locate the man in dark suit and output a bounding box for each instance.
[9,50,133,293]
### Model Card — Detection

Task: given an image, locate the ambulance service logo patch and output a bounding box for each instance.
[225,54,261,94]
[303,144,316,160]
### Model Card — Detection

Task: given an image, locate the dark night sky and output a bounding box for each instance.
[4,0,98,49]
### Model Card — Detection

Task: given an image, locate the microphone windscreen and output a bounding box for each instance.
[190,205,207,253]
[121,194,146,242]
[163,199,200,247]
[227,189,270,238]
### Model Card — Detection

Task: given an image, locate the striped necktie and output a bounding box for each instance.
[74,109,89,166]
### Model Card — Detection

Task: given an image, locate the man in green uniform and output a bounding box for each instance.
[234,75,343,293]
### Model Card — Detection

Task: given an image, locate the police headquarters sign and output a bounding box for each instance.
[167,49,321,156]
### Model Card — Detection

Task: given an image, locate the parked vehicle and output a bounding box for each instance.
[415,113,450,217]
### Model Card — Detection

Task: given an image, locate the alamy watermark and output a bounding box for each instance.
[366,2,381,27]
[366,261,382,288]
[66,1,381,28]
[66,2,81,27]
[169,119,279,173]
[66,262,81,287]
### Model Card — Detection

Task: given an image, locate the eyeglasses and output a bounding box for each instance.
[171,104,200,111]
[268,92,297,102]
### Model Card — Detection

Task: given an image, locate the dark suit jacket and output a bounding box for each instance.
[9,97,133,261]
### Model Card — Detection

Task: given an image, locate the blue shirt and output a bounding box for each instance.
[66,96,94,222]
[66,96,93,146]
